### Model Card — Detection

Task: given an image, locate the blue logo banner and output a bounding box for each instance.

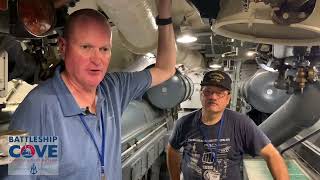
[8,136,59,175]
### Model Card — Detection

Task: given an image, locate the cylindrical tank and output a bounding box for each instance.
[146,72,194,109]
[241,70,290,113]
[212,0,320,46]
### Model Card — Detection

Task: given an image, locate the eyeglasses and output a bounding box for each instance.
[201,88,229,98]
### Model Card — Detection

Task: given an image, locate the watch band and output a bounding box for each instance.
[155,16,172,26]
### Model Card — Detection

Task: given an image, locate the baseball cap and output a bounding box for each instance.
[200,70,232,91]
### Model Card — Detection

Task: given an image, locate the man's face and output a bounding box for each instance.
[59,19,112,88]
[200,86,231,113]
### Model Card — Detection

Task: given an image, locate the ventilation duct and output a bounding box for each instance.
[259,83,320,146]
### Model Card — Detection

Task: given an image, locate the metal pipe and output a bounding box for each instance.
[280,127,320,154]
[230,61,241,111]
[0,11,9,34]
[121,122,167,160]
[259,82,320,146]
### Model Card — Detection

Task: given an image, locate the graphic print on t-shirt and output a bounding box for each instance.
[185,137,231,179]
[187,142,202,175]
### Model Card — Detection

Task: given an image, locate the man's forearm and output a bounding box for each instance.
[261,144,289,180]
[266,154,289,180]
[157,0,176,75]
[260,143,289,180]
[167,145,181,180]
[150,0,176,87]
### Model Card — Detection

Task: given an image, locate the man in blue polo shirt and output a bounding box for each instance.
[2,0,176,179]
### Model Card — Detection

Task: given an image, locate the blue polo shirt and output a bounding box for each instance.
[3,66,152,180]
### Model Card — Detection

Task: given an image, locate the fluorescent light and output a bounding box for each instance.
[209,64,222,69]
[177,34,197,44]
[208,58,223,69]
[246,51,256,57]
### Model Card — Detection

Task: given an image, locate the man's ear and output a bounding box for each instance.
[227,93,232,103]
[58,37,66,59]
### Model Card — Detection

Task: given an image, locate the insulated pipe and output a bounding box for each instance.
[97,0,158,54]
[259,82,320,147]
[97,0,204,54]
[173,0,203,27]
[176,46,205,68]
[123,55,156,72]
[97,0,205,68]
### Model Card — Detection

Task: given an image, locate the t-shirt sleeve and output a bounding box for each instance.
[106,69,152,113]
[240,116,271,157]
[169,118,184,150]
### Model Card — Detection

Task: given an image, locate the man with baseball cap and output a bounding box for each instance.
[167,70,289,180]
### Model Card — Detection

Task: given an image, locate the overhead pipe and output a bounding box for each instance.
[97,0,204,54]
[176,46,205,69]
[123,55,156,72]
[97,0,158,54]
[259,82,320,147]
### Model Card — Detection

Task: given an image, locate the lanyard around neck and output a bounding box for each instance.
[199,115,224,164]
[79,112,105,168]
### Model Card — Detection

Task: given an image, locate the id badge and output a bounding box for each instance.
[204,170,220,180]
[101,166,106,180]
[101,174,106,180]
[209,171,220,180]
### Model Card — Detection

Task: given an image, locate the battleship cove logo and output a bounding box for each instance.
[8,136,59,175]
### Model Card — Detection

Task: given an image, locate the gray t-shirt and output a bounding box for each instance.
[169,109,270,180]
